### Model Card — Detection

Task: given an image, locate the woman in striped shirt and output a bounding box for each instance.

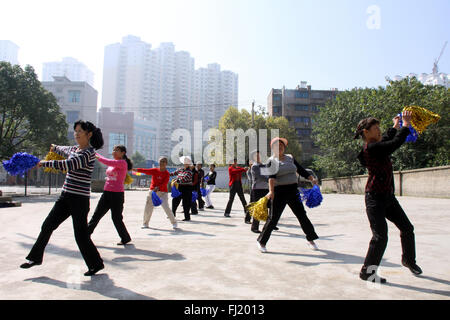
[20,121,105,276]
[170,156,194,221]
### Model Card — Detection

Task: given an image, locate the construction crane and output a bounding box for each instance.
[432,41,447,74]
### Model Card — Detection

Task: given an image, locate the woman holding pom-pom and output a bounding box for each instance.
[20,121,105,276]
[87,145,132,246]
[257,137,319,253]
[355,110,422,284]
[133,156,177,229]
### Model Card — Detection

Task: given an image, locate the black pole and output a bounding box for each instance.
[48,172,52,195]
[24,171,28,197]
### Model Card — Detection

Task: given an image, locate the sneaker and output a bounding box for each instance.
[20,260,42,269]
[172,222,178,229]
[251,229,261,234]
[402,261,423,275]
[206,206,214,209]
[182,218,191,221]
[359,270,387,283]
[257,241,267,253]
[307,241,319,251]
[199,208,205,211]
[224,213,231,217]
[141,224,149,229]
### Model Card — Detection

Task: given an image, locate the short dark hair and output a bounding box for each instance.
[354,117,380,140]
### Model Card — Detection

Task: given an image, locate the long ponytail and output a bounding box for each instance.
[73,120,104,150]
[114,145,133,170]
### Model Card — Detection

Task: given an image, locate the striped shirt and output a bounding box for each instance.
[42,145,96,197]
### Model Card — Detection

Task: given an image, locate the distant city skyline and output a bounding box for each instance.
[1,0,449,112]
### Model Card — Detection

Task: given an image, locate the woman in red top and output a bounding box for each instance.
[133,156,177,229]
[224,158,249,219]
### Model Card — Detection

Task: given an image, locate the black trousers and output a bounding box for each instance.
[250,189,269,231]
[196,184,205,209]
[172,185,192,220]
[362,192,416,270]
[258,184,318,245]
[87,191,131,243]
[26,192,103,270]
[225,181,248,215]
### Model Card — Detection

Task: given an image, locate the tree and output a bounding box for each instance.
[311,77,449,178]
[131,151,147,168]
[218,106,303,165]
[0,62,68,160]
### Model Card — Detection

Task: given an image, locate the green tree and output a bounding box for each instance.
[0,62,68,160]
[218,106,303,164]
[131,151,147,168]
[312,77,449,178]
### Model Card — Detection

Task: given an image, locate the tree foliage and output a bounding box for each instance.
[311,77,449,178]
[0,62,68,160]
[218,106,303,164]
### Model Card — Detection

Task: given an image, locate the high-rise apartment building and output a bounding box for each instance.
[101,35,238,162]
[43,57,94,87]
[0,40,19,65]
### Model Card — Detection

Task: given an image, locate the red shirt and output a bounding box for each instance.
[136,168,170,192]
[228,165,248,187]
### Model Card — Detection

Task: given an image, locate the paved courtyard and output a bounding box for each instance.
[0,191,449,300]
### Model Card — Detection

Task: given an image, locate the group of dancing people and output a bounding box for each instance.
[19,111,423,283]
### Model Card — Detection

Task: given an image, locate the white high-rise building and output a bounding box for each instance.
[101,35,238,162]
[0,40,19,65]
[43,57,94,87]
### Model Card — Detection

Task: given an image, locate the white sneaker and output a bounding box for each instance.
[257,241,267,253]
[308,241,319,251]
[172,222,178,229]
[141,224,149,229]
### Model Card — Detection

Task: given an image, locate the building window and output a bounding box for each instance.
[295,91,309,99]
[273,106,280,114]
[273,96,281,101]
[109,133,127,154]
[295,105,309,111]
[311,106,320,112]
[294,117,310,124]
[66,111,79,124]
[68,90,81,103]
[296,128,312,136]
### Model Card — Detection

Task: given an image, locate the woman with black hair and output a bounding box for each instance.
[20,120,105,276]
[87,145,132,246]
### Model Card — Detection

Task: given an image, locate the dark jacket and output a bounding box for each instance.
[357,127,409,194]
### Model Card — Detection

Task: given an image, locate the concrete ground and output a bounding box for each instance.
[0,191,449,300]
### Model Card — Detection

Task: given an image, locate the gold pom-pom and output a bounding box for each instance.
[43,151,67,173]
[245,197,269,221]
[170,179,179,189]
[403,105,441,134]
[124,173,134,185]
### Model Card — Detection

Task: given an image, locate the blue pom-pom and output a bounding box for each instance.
[204,175,210,181]
[298,185,323,208]
[151,191,163,207]
[171,185,182,198]
[398,113,419,143]
[2,152,40,176]
[200,187,208,197]
[192,191,198,202]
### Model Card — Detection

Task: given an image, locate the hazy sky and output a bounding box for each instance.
[2,0,449,111]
